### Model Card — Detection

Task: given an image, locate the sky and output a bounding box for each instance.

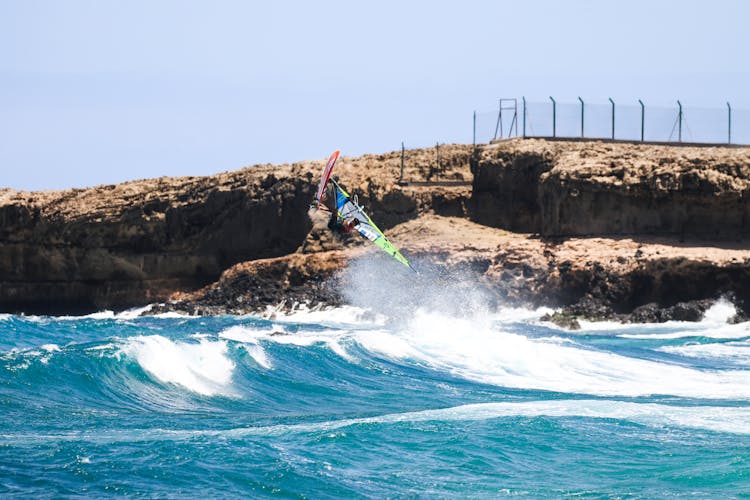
[1,0,749,190]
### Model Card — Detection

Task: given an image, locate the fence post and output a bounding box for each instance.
[436,142,440,174]
[493,100,501,140]
[638,99,645,142]
[522,96,527,138]
[473,111,476,147]
[677,100,683,143]
[727,102,732,145]
[399,141,405,183]
[608,98,615,140]
[549,96,556,138]
[578,97,584,138]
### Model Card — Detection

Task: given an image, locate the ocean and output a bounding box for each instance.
[2,296,750,498]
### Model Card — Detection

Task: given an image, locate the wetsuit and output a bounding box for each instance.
[322,180,358,233]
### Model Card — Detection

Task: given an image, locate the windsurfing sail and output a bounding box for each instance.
[330,179,415,271]
[311,150,340,210]
[312,150,415,271]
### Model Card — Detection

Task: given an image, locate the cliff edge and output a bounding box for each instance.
[2,139,749,322]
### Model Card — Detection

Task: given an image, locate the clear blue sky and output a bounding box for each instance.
[1,0,748,190]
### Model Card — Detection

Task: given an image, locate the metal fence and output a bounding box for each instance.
[474,98,750,145]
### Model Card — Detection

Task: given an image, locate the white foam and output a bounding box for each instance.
[278,399,750,436]
[85,343,116,352]
[56,310,117,321]
[494,306,555,323]
[1,343,61,365]
[271,333,353,361]
[344,400,750,436]
[355,329,423,360]
[219,324,283,344]
[18,309,144,322]
[620,322,750,340]
[121,335,235,396]
[0,347,31,370]
[219,325,354,362]
[576,319,682,332]
[114,305,154,319]
[661,340,750,363]
[150,311,195,319]
[218,326,277,368]
[242,344,273,369]
[10,399,750,444]
[324,339,355,361]
[536,336,576,345]
[703,299,739,324]
[354,310,750,399]
[40,344,61,353]
[40,306,192,321]
[264,304,387,328]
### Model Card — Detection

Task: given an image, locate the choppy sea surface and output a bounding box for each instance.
[2,300,750,497]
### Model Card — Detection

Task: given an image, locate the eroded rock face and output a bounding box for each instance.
[470,146,554,231]
[3,140,750,321]
[0,167,316,313]
[147,251,347,316]
[471,139,750,239]
[147,235,750,324]
[0,146,475,314]
[532,257,750,321]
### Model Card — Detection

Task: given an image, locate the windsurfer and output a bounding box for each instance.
[328,213,359,233]
[312,150,413,270]
[322,179,359,234]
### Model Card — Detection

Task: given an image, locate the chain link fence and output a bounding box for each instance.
[474,98,750,145]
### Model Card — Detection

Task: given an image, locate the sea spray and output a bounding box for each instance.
[332,255,750,399]
[339,253,496,322]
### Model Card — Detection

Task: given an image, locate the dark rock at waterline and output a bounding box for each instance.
[540,312,581,330]
[626,300,713,323]
[144,251,347,317]
[540,296,741,330]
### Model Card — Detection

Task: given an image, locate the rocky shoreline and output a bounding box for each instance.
[2,139,750,325]
[146,216,750,328]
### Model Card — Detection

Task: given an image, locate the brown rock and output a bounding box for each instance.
[470,139,750,239]
[3,139,750,322]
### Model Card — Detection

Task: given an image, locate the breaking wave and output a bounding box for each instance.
[120,335,235,396]
[3,288,750,496]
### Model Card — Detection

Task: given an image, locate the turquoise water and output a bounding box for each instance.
[2,301,750,497]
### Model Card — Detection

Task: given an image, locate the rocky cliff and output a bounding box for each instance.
[0,166,316,313]
[0,147,472,314]
[2,139,750,321]
[471,139,750,239]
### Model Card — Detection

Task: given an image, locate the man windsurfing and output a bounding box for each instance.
[312,150,415,272]
[321,178,359,234]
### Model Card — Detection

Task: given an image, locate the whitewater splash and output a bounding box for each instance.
[340,255,496,320]
[240,306,749,400]
[121,335,235,396]
[5,298,749,403]
[3,299,750,496]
